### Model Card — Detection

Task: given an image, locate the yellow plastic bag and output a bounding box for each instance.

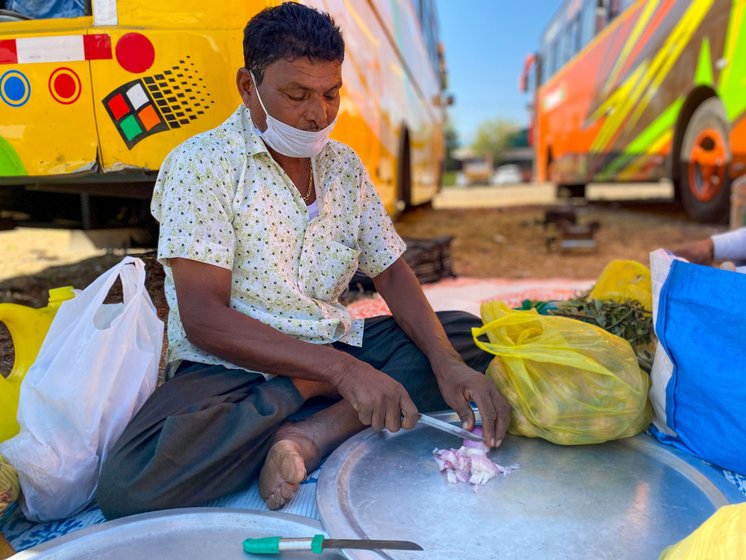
[474,301,652,445]
[659,504,746,559]
[588,259,652,311]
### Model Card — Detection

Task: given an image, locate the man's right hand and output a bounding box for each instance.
[333,363,419,433]
[668,238,714,265]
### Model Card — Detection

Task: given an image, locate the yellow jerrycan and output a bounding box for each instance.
[0,286,75,442]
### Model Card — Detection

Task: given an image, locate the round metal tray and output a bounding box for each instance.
[10,508,346,559]
[317,411,745,560]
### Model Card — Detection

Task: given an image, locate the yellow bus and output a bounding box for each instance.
[0,0,448,229]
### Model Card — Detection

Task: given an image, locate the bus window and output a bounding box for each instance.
[3,0,87,19]
[595,0,622,29]
[422,0,440,78]
[572,14,585,56]
[581,0,595,48]
[594,0,606,34]
[562,20,572,64]
[608,0,622,21]
[553,37,561,77]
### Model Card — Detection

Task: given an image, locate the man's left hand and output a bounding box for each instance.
[434,361,510,449]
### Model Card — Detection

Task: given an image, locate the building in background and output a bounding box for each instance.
[521,0,746,223]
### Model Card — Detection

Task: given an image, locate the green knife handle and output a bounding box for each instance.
[243,536,281,554]
[243,535,325,555]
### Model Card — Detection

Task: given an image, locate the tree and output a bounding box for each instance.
[471,117,520,164]
[444,117,460,171]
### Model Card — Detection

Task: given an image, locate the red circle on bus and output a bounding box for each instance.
[48,67,81,105]
[54,73,76,98]
[116,33,155,74]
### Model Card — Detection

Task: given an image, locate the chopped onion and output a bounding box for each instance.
[433,428,518,491]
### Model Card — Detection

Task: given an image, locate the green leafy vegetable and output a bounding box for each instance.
[521,296,654,372]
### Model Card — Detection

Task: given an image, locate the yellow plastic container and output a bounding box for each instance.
[0,286,75,442]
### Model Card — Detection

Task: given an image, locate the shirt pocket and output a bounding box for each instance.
[298,237,359,301]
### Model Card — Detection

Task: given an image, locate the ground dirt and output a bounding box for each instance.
[0,198,726,375]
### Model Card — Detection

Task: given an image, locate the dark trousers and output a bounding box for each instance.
[96,311,491,519]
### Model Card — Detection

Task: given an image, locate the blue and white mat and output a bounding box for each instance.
[1,468,322,552]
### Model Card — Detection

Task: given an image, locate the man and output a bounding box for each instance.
[669,228,746,272]
[96,3,509,519]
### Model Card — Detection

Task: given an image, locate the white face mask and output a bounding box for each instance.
[250,72,337,158]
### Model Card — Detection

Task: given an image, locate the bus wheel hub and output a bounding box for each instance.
[688,128,727,202]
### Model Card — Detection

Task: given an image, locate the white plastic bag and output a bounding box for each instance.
[648,249,679,438]
[0,257,163,521]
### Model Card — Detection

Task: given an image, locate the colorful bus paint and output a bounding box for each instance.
[0,0,448,221]
[526,0,746,223]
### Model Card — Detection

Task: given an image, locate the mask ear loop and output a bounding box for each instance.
[249,71,272,122]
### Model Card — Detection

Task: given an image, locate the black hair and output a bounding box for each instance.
[243,3,345,84]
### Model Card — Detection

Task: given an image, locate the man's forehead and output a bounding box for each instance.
[264,58,342,87]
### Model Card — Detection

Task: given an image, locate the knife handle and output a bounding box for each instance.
[243,534,325,554]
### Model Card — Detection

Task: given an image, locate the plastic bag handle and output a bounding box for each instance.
[119,258,147,305]
[69,257,147,326]
[472,323,497,355]
[472,320,619,376]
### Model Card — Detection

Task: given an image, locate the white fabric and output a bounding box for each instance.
[251,73,337,158]
[151,106,406,375]
[0,257,163,521]
[712,227,746,262]
[307,199,320,221]
[648,249,682,438]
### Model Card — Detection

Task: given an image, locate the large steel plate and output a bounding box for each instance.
[10,508,346,559]
[317,411,744,560]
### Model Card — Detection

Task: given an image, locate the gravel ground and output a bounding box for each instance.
[0,198,726,375]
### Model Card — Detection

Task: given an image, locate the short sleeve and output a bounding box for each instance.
[151,141,236,269]
[356,164,406,278]
[712,228,746,261]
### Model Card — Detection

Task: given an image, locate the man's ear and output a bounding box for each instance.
[236,67,252,105]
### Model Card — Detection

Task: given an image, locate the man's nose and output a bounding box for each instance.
[305,97,328,130]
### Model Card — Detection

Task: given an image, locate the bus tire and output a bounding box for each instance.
[396,130,412,215]
[679,97,731,223]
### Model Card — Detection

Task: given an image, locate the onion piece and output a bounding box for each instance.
[433,428,518,491]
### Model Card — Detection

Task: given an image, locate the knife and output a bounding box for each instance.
[417,413,485,443]
[243,534,423,554]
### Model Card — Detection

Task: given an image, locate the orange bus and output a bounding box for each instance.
[0,0,448,230]
[522,0,746,223]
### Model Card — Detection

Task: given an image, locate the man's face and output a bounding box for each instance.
[237,57,342,132]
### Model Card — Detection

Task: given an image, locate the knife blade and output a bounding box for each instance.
[243,534,423,554]
[417,413,485,442]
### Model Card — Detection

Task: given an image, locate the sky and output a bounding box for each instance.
[435,0,562,145]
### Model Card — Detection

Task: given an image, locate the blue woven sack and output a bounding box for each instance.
[650,257,746,474]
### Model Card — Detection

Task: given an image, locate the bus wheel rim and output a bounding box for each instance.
[688,127,727,202]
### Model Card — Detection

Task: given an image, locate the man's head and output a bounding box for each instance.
[242,2,344,85]
[237,3,345,136]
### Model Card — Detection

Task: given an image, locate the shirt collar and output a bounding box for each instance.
[234,104,270,157]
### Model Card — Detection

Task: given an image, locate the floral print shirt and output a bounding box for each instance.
[152,105,406,376]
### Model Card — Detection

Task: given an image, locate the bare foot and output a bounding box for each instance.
[259,402,366,510]
[259,440,306,510]
[259,425,322,510]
